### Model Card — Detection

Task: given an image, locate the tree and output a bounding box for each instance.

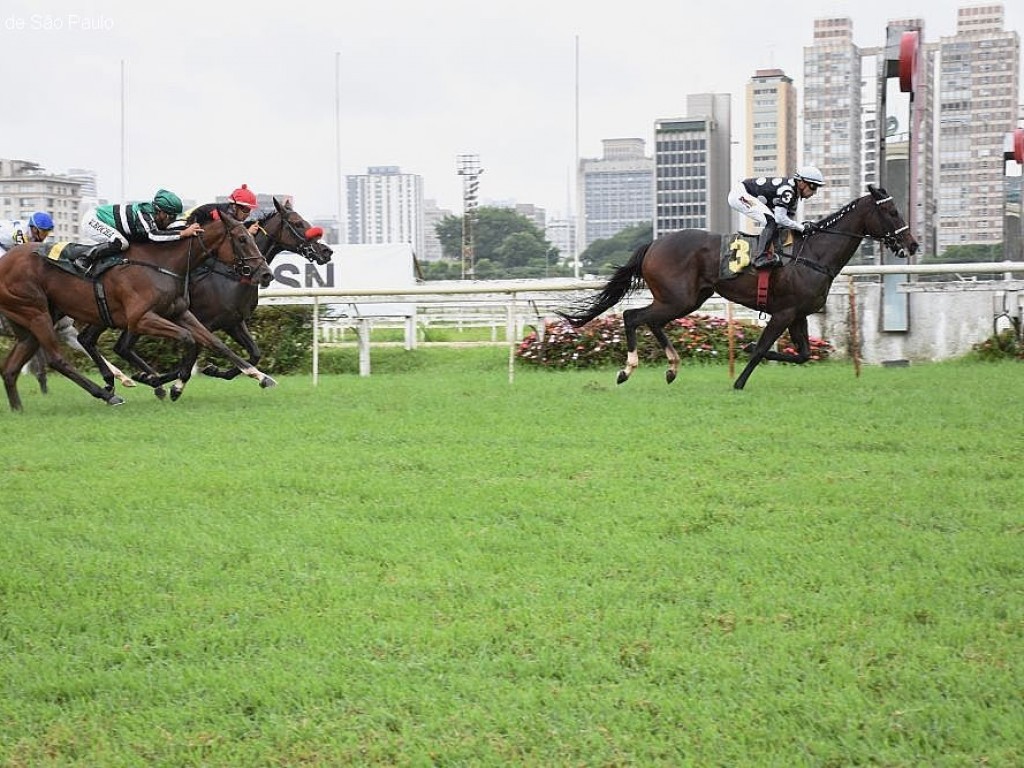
[580,223,653,276]
[925,243,1004,263]
[431,207,566,279]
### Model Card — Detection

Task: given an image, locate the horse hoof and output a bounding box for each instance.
[742,342,756,355]
[108,395,125,406]
[666,370,677,384]
[154,387,167,401]
[260,376,277,389]
[201,364,219,377]
[616,370,629,385]
[170,387,184,402]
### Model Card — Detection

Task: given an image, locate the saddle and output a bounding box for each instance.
[719,231,795,280]
[37,242,125,278]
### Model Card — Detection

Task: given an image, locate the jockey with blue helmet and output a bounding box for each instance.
[0,211,55,256]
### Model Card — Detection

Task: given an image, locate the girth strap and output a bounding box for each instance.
[756,269,771,311]
[93,279,115,328]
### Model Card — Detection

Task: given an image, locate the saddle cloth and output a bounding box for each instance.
[719,231,795,280]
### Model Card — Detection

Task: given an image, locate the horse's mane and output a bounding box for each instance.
[811,187,881,229]
[254,199,293,225]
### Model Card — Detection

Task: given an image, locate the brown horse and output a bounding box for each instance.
[77,197,332,389]
[559,185,919,389]
[0,209,274,411]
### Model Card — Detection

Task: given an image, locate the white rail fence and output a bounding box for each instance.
[257,263,1024,384]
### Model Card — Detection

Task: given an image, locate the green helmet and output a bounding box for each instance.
[152,189,183,215]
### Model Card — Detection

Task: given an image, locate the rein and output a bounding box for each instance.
[790,193,909,276]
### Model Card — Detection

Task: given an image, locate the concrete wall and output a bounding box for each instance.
[808,280,1023,363]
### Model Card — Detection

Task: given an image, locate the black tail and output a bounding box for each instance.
[556,243,651,327]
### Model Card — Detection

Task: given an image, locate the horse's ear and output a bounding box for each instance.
[273,197,285,214]
[868,183,886,199]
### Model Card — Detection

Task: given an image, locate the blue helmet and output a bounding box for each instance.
[29,211,54,231]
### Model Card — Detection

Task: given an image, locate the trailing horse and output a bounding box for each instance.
[0,209,274,411]
[559,185,919,390]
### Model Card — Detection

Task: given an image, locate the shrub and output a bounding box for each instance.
[969,328,1024,361]
[517,314,832,369]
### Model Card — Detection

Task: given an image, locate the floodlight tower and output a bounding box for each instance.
[456,154,483,279]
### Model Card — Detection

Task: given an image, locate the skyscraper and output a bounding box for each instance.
[577,138,654,250]
[654,93,732,238]
[346,166,425,257]
[802,17,862,221]
[745,69,797,179]
[936,4,1020,253]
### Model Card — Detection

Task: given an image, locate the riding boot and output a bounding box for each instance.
[74,241,123,275]
[752,219,781,269]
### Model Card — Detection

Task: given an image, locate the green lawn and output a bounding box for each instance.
[1,351,1021,766]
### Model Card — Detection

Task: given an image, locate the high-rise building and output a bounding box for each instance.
[745,69,797,178]
[0,159,85,240]
[545,216,576,264]
[803,17,863,221]
[346,166,425,257]
[654,93,732,237]
[421,199,452,262]
[577,138,654,250]
[936,4,1019,253]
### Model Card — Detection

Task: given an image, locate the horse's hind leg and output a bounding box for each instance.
[2,337,39,411]
[619,288,713,385]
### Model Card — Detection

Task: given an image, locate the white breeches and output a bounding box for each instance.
[79,208,129,250]
[727,183,773,232]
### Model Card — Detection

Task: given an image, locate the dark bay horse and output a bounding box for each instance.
[76,198,332,392]
[0,210,275,411]
[559,185,919,389]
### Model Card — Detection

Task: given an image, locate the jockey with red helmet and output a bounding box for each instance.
[228,184,259,227]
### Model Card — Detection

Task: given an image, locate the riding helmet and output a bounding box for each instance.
[29,211,54,231]
[229,184,258,209]
[152,189,184,215]
[794,165,825,187]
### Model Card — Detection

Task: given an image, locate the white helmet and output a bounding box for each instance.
[794,165,825,187]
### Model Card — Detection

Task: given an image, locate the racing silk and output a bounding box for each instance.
[0,219,32,252]
[94,202,185,244]
[740,176,802,230]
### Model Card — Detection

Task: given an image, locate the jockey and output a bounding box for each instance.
[76,189,203,273]
[227,183,259,227]
[0,211,54,256]
[727,165,824,269]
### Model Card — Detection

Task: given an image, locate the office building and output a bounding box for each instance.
[0,158,85,241]
[578,138,654,250]
[653,93,732,238]
[346,166,425,257]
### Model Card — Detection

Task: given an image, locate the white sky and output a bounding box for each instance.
[2,1,1021,222]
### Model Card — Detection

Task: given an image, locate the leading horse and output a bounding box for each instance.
[559,184,919,389]
[0,209,275,411]
[76,198,332,394]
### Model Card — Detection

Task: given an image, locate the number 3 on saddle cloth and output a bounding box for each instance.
[720,231,795,279]
[721,230,795,311]
[34,242,126,277]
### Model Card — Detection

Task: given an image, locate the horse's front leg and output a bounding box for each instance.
[734,312,796,390]
[760,316,811,364]
[176,311,276,392]
[111,330,169,399]
[201,322,259,380]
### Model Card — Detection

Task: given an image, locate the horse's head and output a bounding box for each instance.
[194,207,273,288]
[866,184,919,259]
[255,197,333,265]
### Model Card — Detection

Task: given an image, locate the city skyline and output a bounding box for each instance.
[2,0,1022,223]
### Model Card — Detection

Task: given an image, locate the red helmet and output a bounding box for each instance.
[229,184,257,209]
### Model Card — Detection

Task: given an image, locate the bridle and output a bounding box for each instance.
[194,220,266,284]
[794,193,912,270]
[253,210,327,262]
